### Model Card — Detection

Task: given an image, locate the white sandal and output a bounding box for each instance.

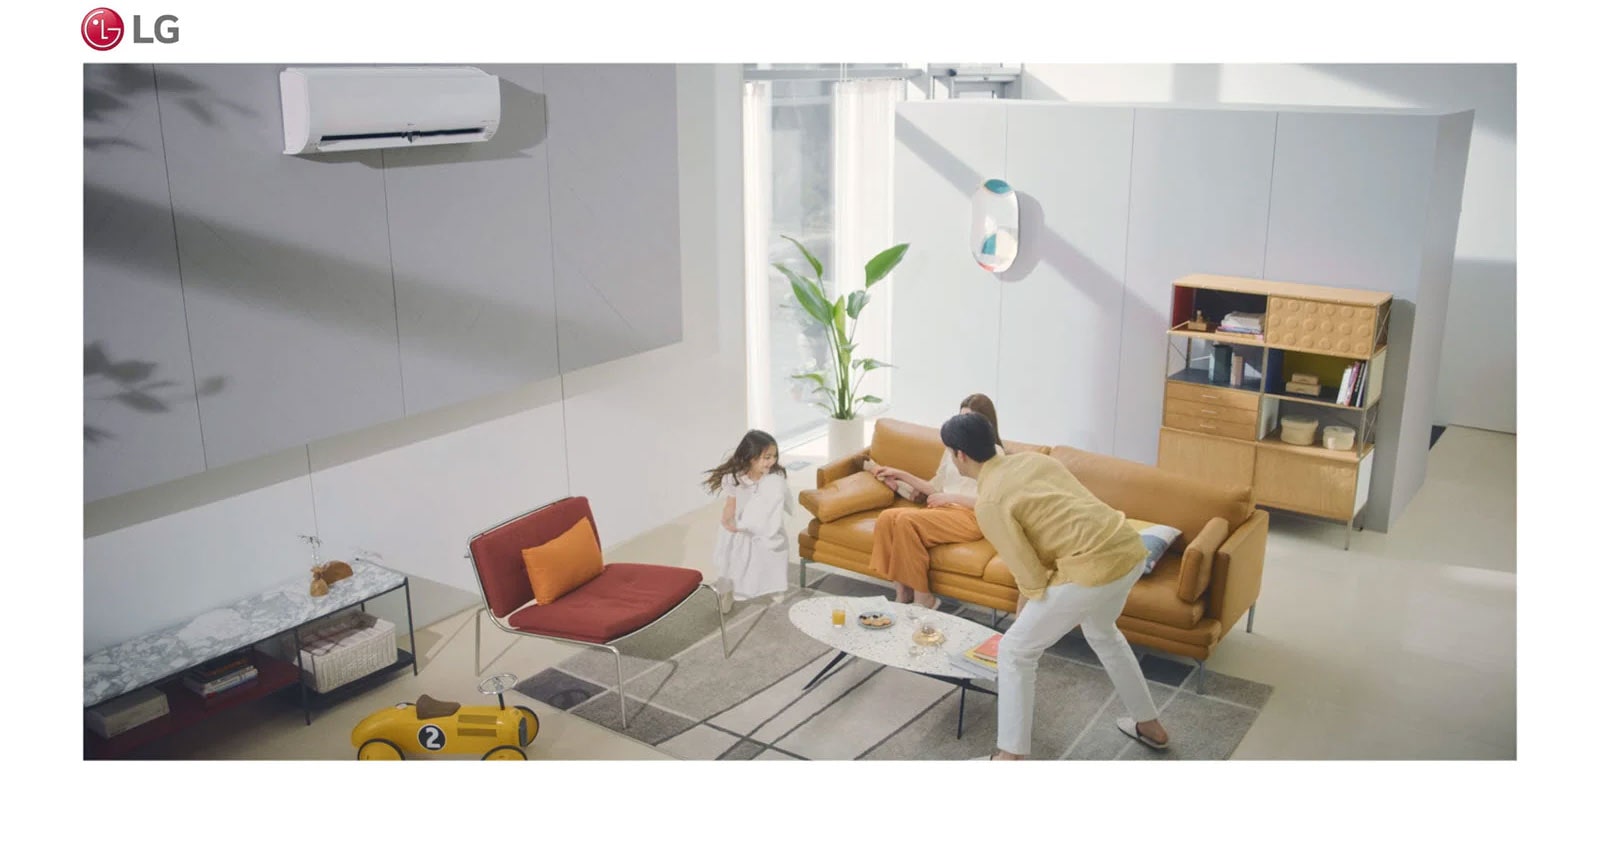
[1116,717,1170,750]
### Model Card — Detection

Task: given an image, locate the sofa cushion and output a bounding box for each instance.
[929,541,997,578]
[816,510,883,555]
[1122,556,1205,629]
[506,562,702,643]
[869,418,945,481]
[1048,445,1253,545]
[981,554,1016,587]
[803,471,897,522]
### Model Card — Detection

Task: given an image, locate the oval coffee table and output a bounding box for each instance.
[788,594,1000,738]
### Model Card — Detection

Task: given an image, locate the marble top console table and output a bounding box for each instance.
[83,559,417,757]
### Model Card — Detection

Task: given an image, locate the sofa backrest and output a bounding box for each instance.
[1048,446,1253,546]
[469,496,599,618]
[871,417,1051,478]
[870,418,944,479]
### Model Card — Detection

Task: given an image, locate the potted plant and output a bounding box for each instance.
[773,235,909,459]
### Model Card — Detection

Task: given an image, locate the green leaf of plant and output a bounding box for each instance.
[846,290,870,319]
[832,297,848,340]
[776,263,833,324]
[853,358,893,371]
[782,234,824,279]
[860,395,884,404]
[864,243,910,288]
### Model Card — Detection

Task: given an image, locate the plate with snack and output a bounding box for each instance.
[857,611,895,630]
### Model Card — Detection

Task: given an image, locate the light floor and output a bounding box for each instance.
[128,425,1515,760]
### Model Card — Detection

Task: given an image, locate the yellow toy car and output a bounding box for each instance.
[352,673,539,760]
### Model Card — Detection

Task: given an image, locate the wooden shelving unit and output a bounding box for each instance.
[1157,273,1393,549]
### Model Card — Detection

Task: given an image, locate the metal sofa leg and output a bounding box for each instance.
[1194,659,1206,695]
[799,559,808,590]
[610,645,628,730]
[1247,603,1256,634]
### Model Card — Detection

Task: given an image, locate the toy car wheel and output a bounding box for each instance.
[515,705,541,743]
[482,745,526,761]
[358,739,404,760]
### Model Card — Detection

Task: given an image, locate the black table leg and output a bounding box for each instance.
[958,683,968,739]
[294,627,310,726]
[803,650,851,691]
[403,578,418,676]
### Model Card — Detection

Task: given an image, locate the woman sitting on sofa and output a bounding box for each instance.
[867,393,1005,609]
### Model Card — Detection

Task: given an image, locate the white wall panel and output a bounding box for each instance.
[1263,110,1440,530]
[1115,107,1277,463]
[308,384,569,594]
[384,64,560,415]
[892,102,1007,428]
[84,475,316,654]
[994,104,1134,452]
[84,65,208,500]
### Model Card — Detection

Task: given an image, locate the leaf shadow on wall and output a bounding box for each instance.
[84,341,227,445]
[83,181,660,418]
[85,63,257,151]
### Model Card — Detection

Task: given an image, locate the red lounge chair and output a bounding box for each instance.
[467,497,728,729]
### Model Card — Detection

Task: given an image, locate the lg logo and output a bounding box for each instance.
[82,8,179,51]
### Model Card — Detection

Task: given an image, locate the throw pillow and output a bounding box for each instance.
[521,517,604,605]
[863,458,919,501]
[1125,517,1181,576]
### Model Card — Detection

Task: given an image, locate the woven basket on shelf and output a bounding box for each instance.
[293,612,398,693]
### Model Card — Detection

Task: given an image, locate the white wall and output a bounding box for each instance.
[892,99,1469,533]
[82,65,746,655]
[1019,64,1515,434]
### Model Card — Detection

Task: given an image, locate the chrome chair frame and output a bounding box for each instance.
[467,502,729,730]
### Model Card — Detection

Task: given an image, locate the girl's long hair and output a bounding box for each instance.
[960,393,1002,446]
[704,429,786,494]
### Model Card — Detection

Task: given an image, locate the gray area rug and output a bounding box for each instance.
[514,571,1271,760]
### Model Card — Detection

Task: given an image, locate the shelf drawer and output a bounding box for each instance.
[1164,411,1257,441]
[1166,380,1259,412]
[1164,398,1258,426]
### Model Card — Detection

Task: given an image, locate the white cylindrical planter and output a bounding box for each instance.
[828,417,865,462]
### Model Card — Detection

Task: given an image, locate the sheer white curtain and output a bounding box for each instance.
[742,80,774,432]
[834,78,900,410]
[742,74,902,439]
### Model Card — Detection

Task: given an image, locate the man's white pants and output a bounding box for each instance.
[996,563,1158,756]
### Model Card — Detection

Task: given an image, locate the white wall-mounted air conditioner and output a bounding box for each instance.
[279,66,502,155]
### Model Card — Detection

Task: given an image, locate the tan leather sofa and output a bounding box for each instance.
[797,418,1268,663]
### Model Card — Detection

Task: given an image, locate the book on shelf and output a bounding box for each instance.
[183,665,259,697]
[1336,362,1362,406]
[1352,361,1369,407]
[187,651,255,682]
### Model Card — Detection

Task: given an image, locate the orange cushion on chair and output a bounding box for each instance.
[521,517,604,605]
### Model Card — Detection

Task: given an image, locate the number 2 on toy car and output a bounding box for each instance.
[418,724,446,750]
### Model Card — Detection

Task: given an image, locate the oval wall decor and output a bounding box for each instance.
[971,178,1019,273]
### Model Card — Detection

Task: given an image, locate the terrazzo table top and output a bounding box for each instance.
[84,560,406,707]
[787,595,999,679]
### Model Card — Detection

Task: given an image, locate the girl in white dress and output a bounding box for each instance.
[704,430,792,611]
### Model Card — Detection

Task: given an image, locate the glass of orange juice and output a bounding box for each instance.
[831,605,847,627]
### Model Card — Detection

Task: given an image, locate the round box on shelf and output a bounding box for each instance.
[1323,425,1356,451]
[1280,415,1318,446]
